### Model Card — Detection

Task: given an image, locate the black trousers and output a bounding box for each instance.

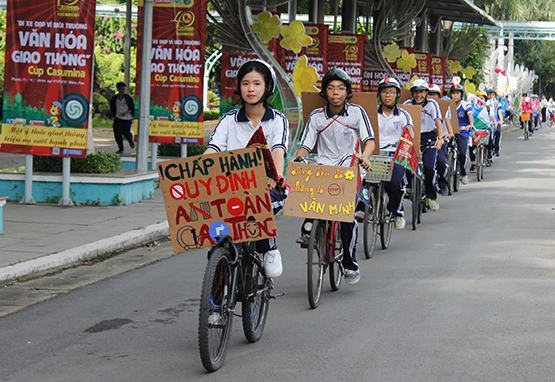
[113,118,134,151]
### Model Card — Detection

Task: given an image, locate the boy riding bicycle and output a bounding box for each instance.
[294,68,375,285]
[449,84,474,184]
[204,59,288,278]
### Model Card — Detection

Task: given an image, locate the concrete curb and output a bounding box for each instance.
[0,221,169,284]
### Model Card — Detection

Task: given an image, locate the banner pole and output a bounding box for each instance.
[137,0,154,173]
[181,143,187,158]
[60,157,74,207]
[21,155,35,204]
[151,142,158,171]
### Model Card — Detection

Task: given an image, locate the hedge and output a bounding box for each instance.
[33,151,121,173]
[158,143,207,157]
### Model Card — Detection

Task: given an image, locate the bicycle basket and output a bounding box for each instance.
[364,155,393,183]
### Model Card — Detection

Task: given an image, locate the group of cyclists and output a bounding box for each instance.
[197,58,534,371]
[519,93,555,134]
[204,58,517,286]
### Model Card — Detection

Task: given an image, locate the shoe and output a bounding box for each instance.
[469,164,476,173]
[116,149,123,154]
[296,235,309,248]
[208,312,223,326]
[344,269,360,285]
[394,216,406,230]
[486,160,492,167]
[439,187,449,196]
[130,142,135,149]
[461,175,469,184]
[425,198,440,212]
[263,249,282,278]
[354,210,365,223]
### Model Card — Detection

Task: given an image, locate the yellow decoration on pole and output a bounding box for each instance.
[292,55,319,96]
[396,50,417,73]
[280,20,313,54]
[383,43,401,63]
[464,80,476,95]
[252,11,281,43]
[450,60,463,74]
[462,66,477,79]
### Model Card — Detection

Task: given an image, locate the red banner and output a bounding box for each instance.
[411,52,432,83]
[393,125,418,174]
[327,34,365,92]
[280,24,328,85]
[136,0,207,144]
[0,0,96,158]
[362,62,411,92]
[430,56,446,90]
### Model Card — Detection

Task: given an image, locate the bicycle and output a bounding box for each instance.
[408,139,436,231]
[198,234,279,371]
[446,136,460,195]
[361,154,394,259]
[471,128,490,182]
[521,112,530,141]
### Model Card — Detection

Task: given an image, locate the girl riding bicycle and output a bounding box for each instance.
[204,59,288,278]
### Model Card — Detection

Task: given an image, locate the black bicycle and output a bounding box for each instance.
[198,237,276,372]
[446,137,460,195]
[361,155,394,259]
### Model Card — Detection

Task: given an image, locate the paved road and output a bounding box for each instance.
[2,127,555,382]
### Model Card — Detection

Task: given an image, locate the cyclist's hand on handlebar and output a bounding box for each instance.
[293,156,304,162]
[359,155,372,171]
[434,137,444,150]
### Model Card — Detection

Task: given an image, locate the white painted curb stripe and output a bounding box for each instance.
[0,221,169,283]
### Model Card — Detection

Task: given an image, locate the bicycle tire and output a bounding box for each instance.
[476,146,482,182]
[411,173,419,231]
[329,223,343,291]
[307,220,325,309]
[524,126,529,141]
[198,248,234,372]
[480,147,486,180]
[241,253,270,344]
[363,186,377,259]
[379,185,393,249]
[446,149,454,195]
[453,153,460,193]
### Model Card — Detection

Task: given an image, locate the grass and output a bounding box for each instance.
[92,117,113,129]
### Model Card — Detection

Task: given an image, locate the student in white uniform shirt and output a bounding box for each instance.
[403,79,444,212]
[295,68,375,285]
[204,59,289,278]
[428,84,453,196]
[374,77,414,229]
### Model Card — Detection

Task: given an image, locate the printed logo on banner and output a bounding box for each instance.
[57,0,80,18]
[173,10,196,36]
[181,95,202,121]
[344,45,359,61]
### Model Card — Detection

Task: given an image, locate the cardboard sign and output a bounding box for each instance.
[449,102,460,134]
[301,92,380,153]
[158,147,277,252]
[400,89,412,103]
[398,104,422,155]
[284,162,358,222]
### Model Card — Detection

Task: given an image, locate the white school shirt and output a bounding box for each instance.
[377,105,413,150]
[403,98,442,133]
[299,103,374,166]
[207,107,289,153]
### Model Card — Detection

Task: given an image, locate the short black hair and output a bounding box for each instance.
[116,82,127,89]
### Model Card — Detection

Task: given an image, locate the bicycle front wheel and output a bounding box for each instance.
[476,146,482,182]
[447,149,455,195]
[198,248,234,372]
[379,186,393,249]
[329,222,343,291]
[241,254,270,343]
[307,220,325,309]
[363,186,377,259]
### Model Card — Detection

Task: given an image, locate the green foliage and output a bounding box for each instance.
[204,109,220,121]
[33,152,121,173]
[458,28,489,86]
[515,40,555,96]
[0,11,5,93]
[158,143,208,157]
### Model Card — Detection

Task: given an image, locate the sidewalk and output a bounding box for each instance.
[0,123,221,283]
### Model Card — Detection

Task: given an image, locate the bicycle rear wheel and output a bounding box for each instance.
[411,172,422,230]
[329,223,343,291]
[198,248,234,372]
[307,220,325,309]
[453,152,460,193]
[363,186,377,259]
[241,253,270,343]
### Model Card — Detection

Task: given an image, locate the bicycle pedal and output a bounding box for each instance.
[269,292,286,299]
